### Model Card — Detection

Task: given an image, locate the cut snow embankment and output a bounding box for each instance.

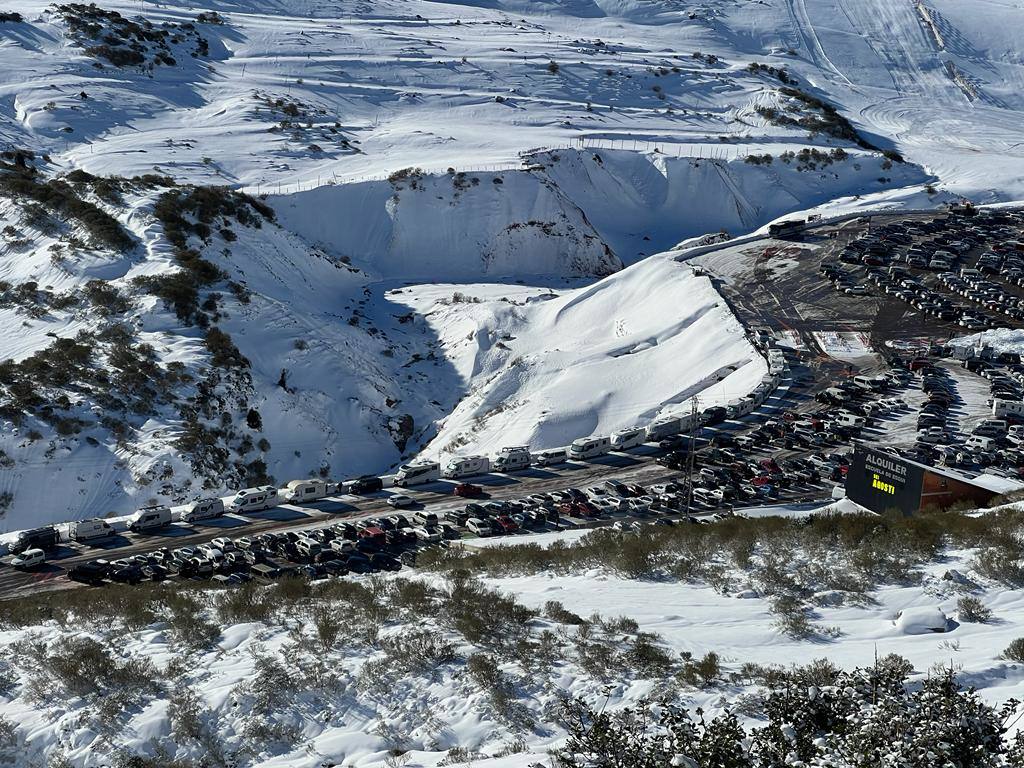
[390,253,767,459]
[272,149,932,270]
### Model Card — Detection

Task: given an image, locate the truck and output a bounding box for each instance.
[393,461,440,487]
[442,455,490,479]
[128,505,171,533]
[9,526,59,554]
[610,427,646,450]
[768,219,806,240]
[70,518,114,542]
[569,436,611,460]
[491,446,531,473]
[284,478,333,503]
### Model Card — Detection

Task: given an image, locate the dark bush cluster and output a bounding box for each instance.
[556,662,1021,768]
[755,86,893,155]
[54,3,212,70]
[139,185,272,324]
[0,162,132,250]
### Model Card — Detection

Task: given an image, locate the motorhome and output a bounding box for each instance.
[610,427,646,450]
[70,518,114,542]
[491,447,531,472]
[569,436,611,460]
[532,448,567,467]
[229,486,279,513]
[393,461,441,487]
[443,455,490,479]
[645,417,683,441]
[285,478,332,503]
[993,399,1024,421]
[128,505,171,533]
[181,497,225,523]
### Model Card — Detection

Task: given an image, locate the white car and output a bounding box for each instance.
[411,525,441,542]
[11,548,45,570]
[387,494,415,508]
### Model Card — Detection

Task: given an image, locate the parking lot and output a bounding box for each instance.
[3,206,1023,596]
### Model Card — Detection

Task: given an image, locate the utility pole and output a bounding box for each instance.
[684,396,700,518]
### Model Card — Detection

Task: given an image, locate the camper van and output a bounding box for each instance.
[181,497,225,523]
[993,399,1024,420]
[393,462,440,487]
[229,486,279,513]
[569,436,611,460]
[645,417,683,441]
[443,455,490,479]
[128,505,171,533]
[70,518,114,542]
[532,448,567,467]
[285,479,332,503]
[610,427,645,450]
[492,446,532,472]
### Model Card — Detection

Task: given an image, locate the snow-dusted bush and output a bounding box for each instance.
[959,595,994,624]
[555,664,1017,767]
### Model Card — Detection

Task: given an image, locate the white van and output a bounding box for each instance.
[128,505,171,533]
[492,447,532,472]
[532,448,567,467]
[852,375,878,391]
[443,455,490,479]
[966,435,994,451]
[645,417,683,441]
[181,497,225,523]
[569,436,611,460]
[611,427,646,450]
[229,486,279,513]
[973,419,1008,437]
[11,548,45,570]
[394,461,440,487]
[466,518,490,536]
[836,412,866,428]
[285,478,332,503]
[70,518,114,542]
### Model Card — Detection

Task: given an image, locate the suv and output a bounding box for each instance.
[348,475,383,494]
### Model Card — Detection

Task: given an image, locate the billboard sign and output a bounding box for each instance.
[846,446,924,515]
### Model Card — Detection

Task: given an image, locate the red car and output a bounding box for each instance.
[454,483,483,498]
[494,515,519,533]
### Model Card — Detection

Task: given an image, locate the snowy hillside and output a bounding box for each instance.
[5,508,1024,766]
[0,0,1021,529]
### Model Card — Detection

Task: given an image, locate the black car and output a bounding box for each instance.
[68,561,109,585]
[348,475,384,494]
[109,565,144,585]
[369,553,401,571]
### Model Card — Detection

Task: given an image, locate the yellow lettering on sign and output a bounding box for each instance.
[871,474,896,495]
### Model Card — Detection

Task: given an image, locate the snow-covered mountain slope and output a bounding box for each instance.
[394,254,765,458]
[0,0,1020,529]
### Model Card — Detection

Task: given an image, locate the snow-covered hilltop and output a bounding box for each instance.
[0,0,1021,528]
